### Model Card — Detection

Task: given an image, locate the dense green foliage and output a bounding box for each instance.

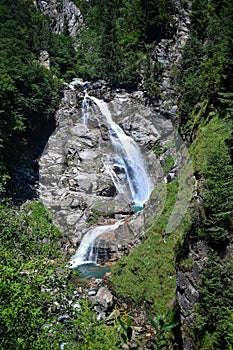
[196,250,233,349]
[178,0,233,135]
[74,0,174,88]
[0,201,125,350]
[191,116,233,247]
[0,0,77,192]
[176,0,233,348]
[0,201,64,349]
[0,0,233,348]
[180,115,233,349]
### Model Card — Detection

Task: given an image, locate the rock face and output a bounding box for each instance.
[39,50,50,70]
[176,241,208,350]
[39,80,181,260]
[152,0,192,119]
[35,2,197,345]
[34,0,83,36]
[147,3,203,347]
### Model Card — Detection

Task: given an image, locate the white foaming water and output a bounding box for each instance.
[81,91,89,125]
[69,221,123,268]
[89,95,112,122]
[88,94,152,207]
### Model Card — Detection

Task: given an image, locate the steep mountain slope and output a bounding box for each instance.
[0,1,232,349]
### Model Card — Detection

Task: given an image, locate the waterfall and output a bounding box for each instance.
[88,94,152,209]
[69,221,123,268]
[69,93,152,269]
[81,91,89,125]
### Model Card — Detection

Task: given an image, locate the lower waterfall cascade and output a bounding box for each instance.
[69,220,124,268]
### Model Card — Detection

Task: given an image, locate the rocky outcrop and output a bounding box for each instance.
[177,241,207,350]
[34,0,83,36]
[88,286,114,319]
[147,3,205,348]
[152,0,191,119]
[39,50,50,70]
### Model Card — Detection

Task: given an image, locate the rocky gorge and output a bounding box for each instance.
[1,0,232,349]
[39,81,181,263]
[37,78,195,348]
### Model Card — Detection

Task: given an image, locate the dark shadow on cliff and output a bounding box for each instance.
[8,117,56,205]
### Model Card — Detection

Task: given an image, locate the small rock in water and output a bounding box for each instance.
[95,278,103,285]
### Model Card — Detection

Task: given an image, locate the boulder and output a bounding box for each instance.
[88,287,113,312]
[39,50,50,70]
[96,287,113,308]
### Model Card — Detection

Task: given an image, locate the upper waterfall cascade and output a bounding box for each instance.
[88,94,152,209]
[81,91,89,125]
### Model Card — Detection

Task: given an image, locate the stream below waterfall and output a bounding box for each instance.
[68,93,153,273]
